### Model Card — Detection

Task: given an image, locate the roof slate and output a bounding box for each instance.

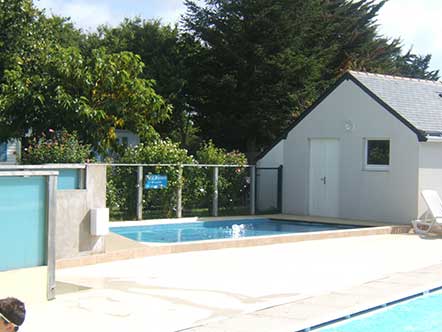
[349,71,442,134]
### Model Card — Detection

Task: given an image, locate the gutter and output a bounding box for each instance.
[425,131,442,142]
[426,136,442,142]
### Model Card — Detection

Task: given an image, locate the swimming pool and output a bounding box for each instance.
[110,219,362,243]
[314,288,442,332]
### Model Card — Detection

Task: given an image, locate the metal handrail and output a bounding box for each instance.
[94,163,253,168]
[0,164,85,169]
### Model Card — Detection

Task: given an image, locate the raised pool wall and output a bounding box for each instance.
[0,169,57,303]
[56,164,107,259]
[0,164,108,260]
[0,165,106,303]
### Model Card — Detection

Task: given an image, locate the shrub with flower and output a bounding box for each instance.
[21,130,93,164]
[107,139,248,220]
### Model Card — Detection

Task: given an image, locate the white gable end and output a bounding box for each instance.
[282,78,419,223]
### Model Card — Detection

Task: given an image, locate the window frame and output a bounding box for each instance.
[364,138,390,171]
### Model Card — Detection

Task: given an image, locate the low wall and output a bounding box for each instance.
[56,164,107,259]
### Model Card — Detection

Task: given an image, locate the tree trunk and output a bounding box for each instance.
[246,137,257,164]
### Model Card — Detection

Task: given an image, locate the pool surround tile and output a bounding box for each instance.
[57,223,410,269]
[185,264,442,332]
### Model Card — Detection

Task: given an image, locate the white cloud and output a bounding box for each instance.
[377,0,442,72]
[145,1,187,23]
[158,7,185,25]
[35,0,115,31]
[35,0,199,29]
[34,0,442,73]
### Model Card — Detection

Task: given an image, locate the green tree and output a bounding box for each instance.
[43,15,86,49]
[0,43,170,152]
[184,0,321,158]
[183,0,439,158]
[0,2,82,79]
[86,18,200,150]
[0,2,170,153]
[0,0,40,76]
[394,50,439,80]
[305,1,439,80]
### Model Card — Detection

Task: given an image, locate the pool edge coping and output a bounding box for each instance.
[109,214,390,228]
[56,224,411,269]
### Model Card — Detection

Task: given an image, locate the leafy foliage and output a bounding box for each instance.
[194,141,249,213]
[107,139,194,219]
[184,0,320,156]
[182,0,440,158]
[0,1,170,153]
[0,0,40,76]
[107,139,249,220]
[0,44,170,152]
[395,50,440,81]
[0,0,440,168]
[86,18,200,150]
[196,140,248,166]
[2,0,439,220]
[21,130,92,164]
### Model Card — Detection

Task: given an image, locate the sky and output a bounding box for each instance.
[34,0,442,73]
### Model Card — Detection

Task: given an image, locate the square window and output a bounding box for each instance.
[365,139,390,170]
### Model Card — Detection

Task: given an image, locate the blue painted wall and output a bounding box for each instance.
[57,169,80,190]
[0,176,46,271]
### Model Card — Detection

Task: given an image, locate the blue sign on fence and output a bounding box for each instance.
[145,175,168,189]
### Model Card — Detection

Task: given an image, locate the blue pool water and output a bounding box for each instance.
[316,290,442,332]
[110,219,361,243]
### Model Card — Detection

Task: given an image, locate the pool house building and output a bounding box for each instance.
[256,71,442,224]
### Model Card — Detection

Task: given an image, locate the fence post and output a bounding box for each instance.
[250,166,256,215]
[212,166,219,217]
[177,165,183,218]
[277,165,283,213]
[136,166,143,220]
[47,174,57,300]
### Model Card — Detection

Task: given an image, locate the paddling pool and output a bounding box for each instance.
[110,218,362,243]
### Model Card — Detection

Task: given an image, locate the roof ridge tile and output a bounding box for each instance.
[349,70,442,86]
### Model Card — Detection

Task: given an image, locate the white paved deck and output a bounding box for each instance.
[22,233,442,332]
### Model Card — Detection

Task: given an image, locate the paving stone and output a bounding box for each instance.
[183,314,304,332]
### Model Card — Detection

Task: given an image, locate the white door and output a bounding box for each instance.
[309,139,339,217]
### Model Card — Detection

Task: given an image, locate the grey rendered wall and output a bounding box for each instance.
[257,140,284,167]
[56,164,107,259]
[283,78,419,224]
[418,142,442,217]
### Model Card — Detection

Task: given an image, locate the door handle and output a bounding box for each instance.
[320,176,326,184]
